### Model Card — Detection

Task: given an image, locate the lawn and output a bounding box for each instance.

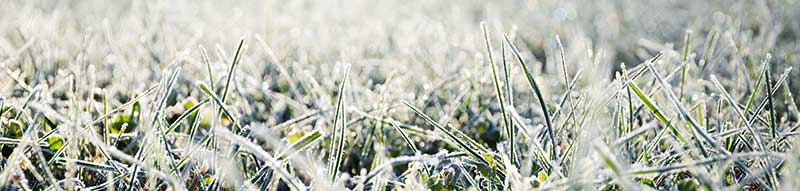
[1,0,799,190]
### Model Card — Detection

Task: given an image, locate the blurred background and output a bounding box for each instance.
[2,0,797,84]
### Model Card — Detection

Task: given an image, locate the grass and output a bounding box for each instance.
[504,33,557,162]
[481,22,515,166]
[1,0,800,190]
[328,64,350,183]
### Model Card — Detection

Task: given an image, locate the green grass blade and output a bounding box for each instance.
[198,83,240,128]
[481,22,515,165]
[328,64,351,182]
[503,33,556,161]
[644,55,720,149]
[710,76,766,151]
[220,38,246,104]
[166,99,210,133]
[388,120,418,153]
[627,81,686,144]
[401,100,492,166]
[277,130,323,161]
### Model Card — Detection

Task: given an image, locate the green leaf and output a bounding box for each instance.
[110,114,136,134]
[677,178,698,191]
[483,153,496,168]
[48,135,63,151]
[288,131,305,144]
[538,170,548,182]
[531,179,541,188]
[642,178,655,188]
[203,175,212,185]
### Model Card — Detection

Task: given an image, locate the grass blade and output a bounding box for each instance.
[328,64,351,182]
[643,54,719,149]
[388,120,418,153]
[481,22,515,165]
[627,81,686,144]
[503,33,556,161]
[401,100,492,166]
[277,130,323,161]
